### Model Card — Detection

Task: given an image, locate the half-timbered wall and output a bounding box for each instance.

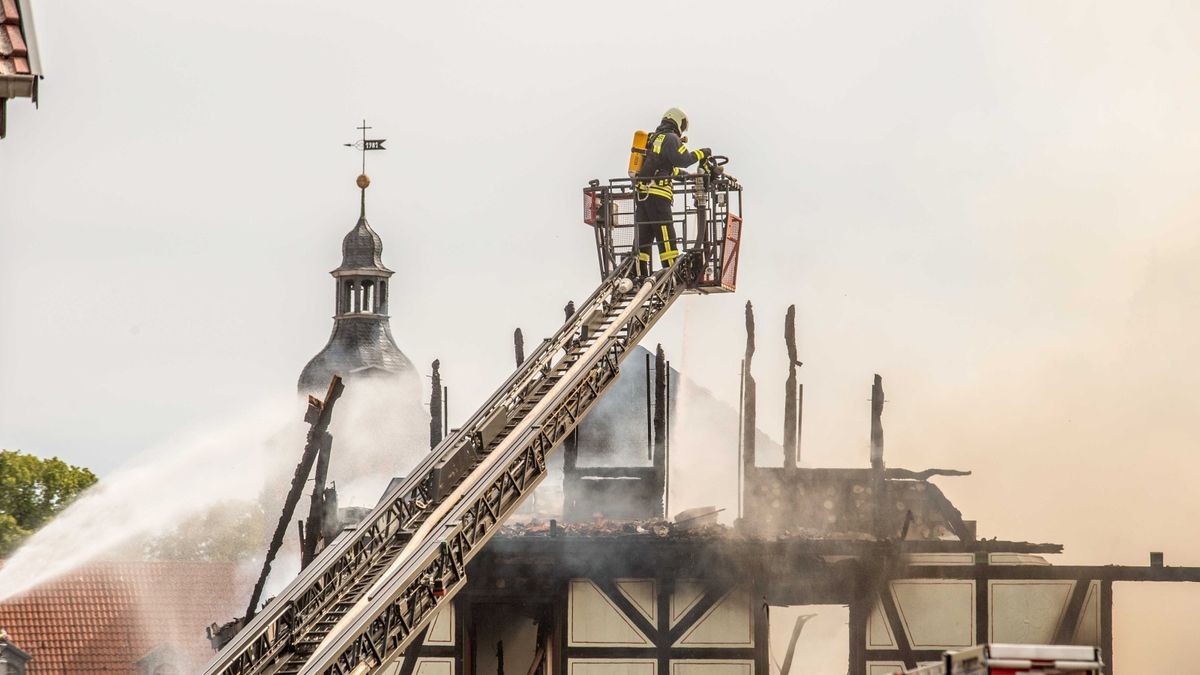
[378,605,460,675]
[564,578,762,675]
[852,554,1110,675]
[385,577,764,675]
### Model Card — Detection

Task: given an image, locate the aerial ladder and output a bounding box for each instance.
[204,157,744,675]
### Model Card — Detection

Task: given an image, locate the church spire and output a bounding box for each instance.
[298,122,415,395]
[344,119,386,220]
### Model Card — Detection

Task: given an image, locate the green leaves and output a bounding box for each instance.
[141,499,266,562]
[0,450,98,556]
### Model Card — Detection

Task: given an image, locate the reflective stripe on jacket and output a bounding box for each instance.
[635,122,706,200]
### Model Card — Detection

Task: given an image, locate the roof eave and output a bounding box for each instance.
[330,267,394,277]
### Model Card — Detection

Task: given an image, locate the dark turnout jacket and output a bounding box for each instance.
[635,121,708,200]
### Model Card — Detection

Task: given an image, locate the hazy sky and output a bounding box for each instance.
[3,0,1200,667]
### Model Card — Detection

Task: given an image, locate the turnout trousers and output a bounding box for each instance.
[634,194,678,277]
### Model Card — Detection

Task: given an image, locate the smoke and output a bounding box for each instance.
[319,376,430,507]
[886,225,1200,671]
[0,395,302,602]
[650,213,1200,670]
[0,374,431,607]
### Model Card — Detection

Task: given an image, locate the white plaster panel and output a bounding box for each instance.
[1072,581,1101,646]
[866,662,904,675]
[675,587,753,647]
[570,658,658,675]
[375,660,401,675]
[891,579,975,649]
[904,553,975,566]
[425,605,455,645]
[988,553,1050,566]
[569,579,653,647]
[617,578,657,624]
[415,658,455,675]
[669,659,753,675]
[379,654,456,675]
[867,600,897,649]
[672,580,704,627]
[988,579,1074,644]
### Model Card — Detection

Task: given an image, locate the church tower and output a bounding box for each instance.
[298,173,419,395]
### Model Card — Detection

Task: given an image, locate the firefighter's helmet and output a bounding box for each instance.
[662,107,689,134]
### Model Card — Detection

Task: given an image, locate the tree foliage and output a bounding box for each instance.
[0,449,98,556]
[141,499,266,562]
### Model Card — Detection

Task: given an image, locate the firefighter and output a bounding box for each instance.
[633,107,713,277]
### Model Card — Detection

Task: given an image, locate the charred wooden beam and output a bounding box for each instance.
[561,301,580,515]
[1053,579,1092,644]
[477,536,1065,571]
[885,467,971,480]
[870,374,886,539]
[783,305,801,469]
[430,359,443,450]
[321,484,339,542]
[923,475,976,542]
[902,564,1200,582]
[514,328,526,367]
[1101,581,1114,675]
[242,375,344,624]
[778,614,815,675]
[653,344,667,512]
[879,587,916,670]
[300,428,334,569]
[741,301,757,508]
[870,374,884,469]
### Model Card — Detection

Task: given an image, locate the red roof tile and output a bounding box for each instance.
[0,0,17,25]
[3,23,24,55]
[0,0,36,95]
[0,560,252,673]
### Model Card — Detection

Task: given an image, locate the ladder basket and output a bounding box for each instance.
[583,170,744,293]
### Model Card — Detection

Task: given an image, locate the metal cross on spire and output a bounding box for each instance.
[344,119,387,216]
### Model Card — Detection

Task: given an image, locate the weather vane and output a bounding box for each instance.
[344,119,386,213]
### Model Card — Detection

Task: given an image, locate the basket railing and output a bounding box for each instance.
[582,170,743,293]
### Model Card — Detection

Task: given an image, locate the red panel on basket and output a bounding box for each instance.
[583,192,598,225]
[720,213,742,291]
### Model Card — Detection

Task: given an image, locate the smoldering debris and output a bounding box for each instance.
[496,516,886,542]
[499,517,720,539]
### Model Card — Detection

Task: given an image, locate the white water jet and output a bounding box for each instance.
[0,376,433,605]
[0,395,303,602]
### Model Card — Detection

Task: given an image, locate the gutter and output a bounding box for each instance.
[0,74,35,99]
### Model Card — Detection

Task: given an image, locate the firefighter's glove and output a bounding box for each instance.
[697,148,712,161]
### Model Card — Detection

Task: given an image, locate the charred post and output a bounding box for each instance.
[870,373,886,538]
[430,359,443,450]
[300,429,334,569]
[742,301,757,481]
[870,374,884,470]
[321,484,340,542]
[243,375,344,624]
[514,328,525,367]
[562,300,580,501]
[783,304,801,469]
[645,352,653,460]
[653,344,667,515]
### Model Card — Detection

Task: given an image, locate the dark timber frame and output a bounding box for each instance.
[459,537,1198,675]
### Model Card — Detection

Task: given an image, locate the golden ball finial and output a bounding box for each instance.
[356,174,371,189]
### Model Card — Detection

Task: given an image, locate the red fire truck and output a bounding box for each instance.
[897,644,1104,674]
